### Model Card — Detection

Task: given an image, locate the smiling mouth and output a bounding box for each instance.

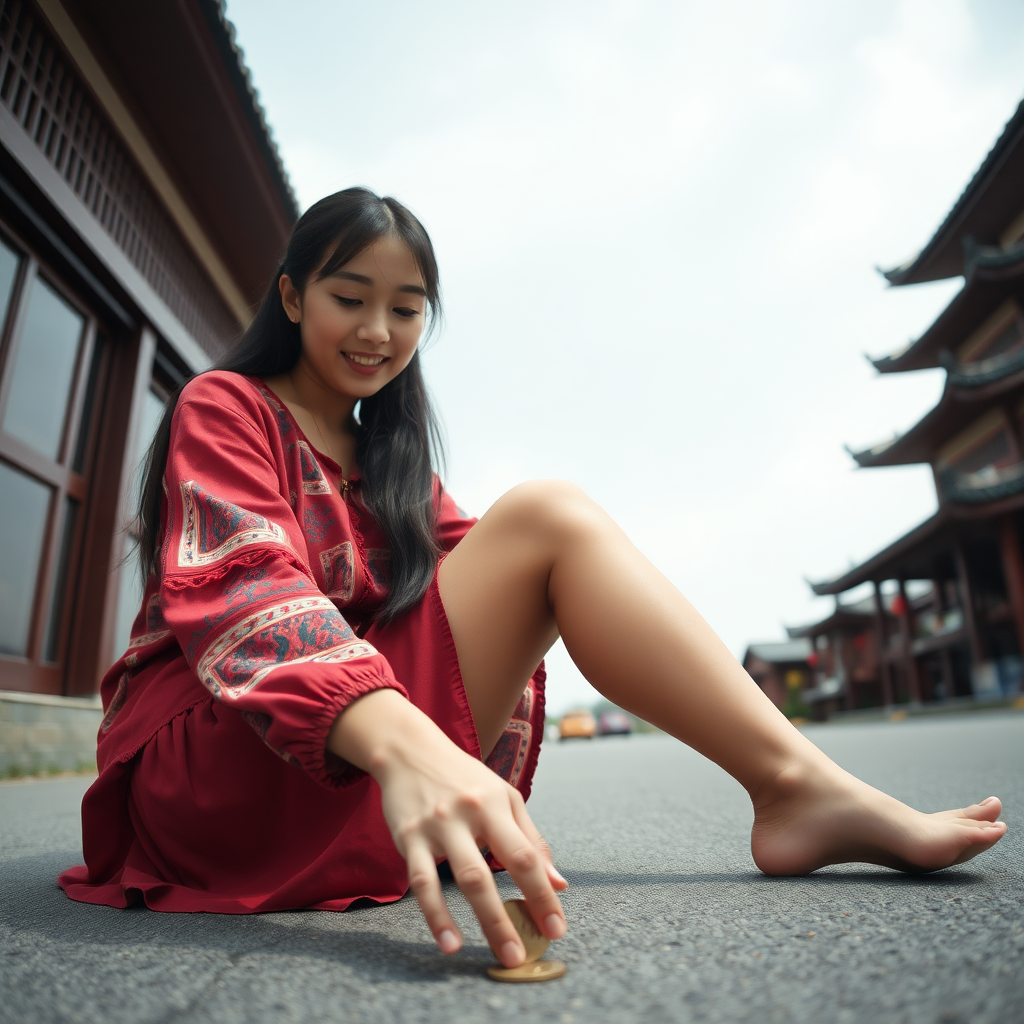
[345,353,387,366]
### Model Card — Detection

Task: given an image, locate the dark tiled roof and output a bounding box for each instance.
[872,244,1024,374]
[882,99,1024,286]
[198,0,299,220]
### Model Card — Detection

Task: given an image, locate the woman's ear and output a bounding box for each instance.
[279,274,302,324]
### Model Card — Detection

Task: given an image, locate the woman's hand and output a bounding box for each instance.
[328,689,568,967]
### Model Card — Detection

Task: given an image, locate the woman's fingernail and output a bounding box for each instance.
[438,929,459,954]
[547,863,568,886]
[501,940,522,967]
[982,796,998,805]
[545,914,566,939]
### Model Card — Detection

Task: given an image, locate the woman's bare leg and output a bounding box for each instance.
[439,481,1006,874]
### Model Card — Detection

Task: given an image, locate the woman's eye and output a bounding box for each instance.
[334,295,361,307]
[394,307,420,318]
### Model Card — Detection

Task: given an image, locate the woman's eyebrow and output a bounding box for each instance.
[329,270,426,297]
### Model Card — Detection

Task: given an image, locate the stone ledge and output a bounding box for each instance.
[0,689,102,776]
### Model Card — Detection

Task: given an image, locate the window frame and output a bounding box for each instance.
[0,220,111,694]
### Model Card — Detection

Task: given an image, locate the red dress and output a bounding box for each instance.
[58,371,545,913]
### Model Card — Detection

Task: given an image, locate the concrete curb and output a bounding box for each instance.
[0,690,101,777]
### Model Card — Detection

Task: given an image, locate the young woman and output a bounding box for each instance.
[60,189,1006,969]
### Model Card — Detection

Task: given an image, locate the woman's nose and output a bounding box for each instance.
[356,308,390,344]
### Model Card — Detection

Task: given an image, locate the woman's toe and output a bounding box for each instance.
[952,820,1006,864]
[933,798,1002,823]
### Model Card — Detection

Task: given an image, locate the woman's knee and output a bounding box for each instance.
[488,480,606,548]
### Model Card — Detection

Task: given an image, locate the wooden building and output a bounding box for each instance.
[805,98,1024,712]
[0,0,297,704]
[741,640,812,716]
[785,594,904,719]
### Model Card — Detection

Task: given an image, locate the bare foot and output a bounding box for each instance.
[749,762,1007,876]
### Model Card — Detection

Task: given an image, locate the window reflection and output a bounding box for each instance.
[0,237,19,330]
[72,336,106,473]
[43,497,79,663]
[1,277,84,461]
[112,387,168,657]
[0,461,51,656]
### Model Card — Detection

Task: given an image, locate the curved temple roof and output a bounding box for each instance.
[871,244,1024,374]
[881,99,1024,287]
[849,365,1024,469]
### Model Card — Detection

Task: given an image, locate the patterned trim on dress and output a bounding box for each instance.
[177,481,291,568]
[144,593,166,633]
[320,542,355,602]
[256,382,294,440]
[124,628,174,669]
[295,440,332,495]
[100,673,130,733]
[484,684,534,788]
[365,548,391,594]
[196,595,377,698]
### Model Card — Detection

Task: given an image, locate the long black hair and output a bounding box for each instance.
[137,187,445,623]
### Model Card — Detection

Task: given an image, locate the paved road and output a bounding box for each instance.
[1,713,1022,1024]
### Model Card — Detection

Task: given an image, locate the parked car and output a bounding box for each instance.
[596,710,632,736]
[558,708,596,740]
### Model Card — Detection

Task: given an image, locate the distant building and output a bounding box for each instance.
[804,98,1024,714]
[785,594,903,719]
[741,639,811,713]
[0,0,297,705]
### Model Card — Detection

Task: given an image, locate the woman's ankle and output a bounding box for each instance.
[747,753,847,813]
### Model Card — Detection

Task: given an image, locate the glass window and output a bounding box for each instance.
[0,237,20,330]
[0,460,51,656]
[1,276,84,460]
[129,388,168,511]
[71,336,106,473]
[42,497,79,663]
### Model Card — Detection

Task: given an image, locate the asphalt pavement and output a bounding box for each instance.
[1,712,1022,1024]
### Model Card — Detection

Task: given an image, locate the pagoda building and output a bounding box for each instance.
[804,98,1024,714]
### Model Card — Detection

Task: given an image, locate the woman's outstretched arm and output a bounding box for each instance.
[327,689,567,967]
[438,481,1007,877]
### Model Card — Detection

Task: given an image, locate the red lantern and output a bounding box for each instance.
[891,593,908,617]
[807,651,819,668]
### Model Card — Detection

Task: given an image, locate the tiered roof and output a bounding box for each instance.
[871,246,1024,375]
[882,100,1024,286]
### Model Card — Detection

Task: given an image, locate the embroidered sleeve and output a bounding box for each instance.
[159,377,408,788]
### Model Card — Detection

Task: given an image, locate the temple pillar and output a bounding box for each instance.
[953,540,985,667]
[998,513,1024,658]
[897,578,923,703]
[873,581,894,706]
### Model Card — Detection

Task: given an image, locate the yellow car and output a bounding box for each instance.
[558,708,596,740]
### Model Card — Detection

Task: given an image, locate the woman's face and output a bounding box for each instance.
[281,234,427,405]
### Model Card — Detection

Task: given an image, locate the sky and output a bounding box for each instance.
[225,0,1024,715]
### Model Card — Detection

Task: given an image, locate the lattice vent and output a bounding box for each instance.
[0,0,235,356]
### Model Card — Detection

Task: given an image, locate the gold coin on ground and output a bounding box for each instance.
[502,899,549,963]
[486,959,568,983]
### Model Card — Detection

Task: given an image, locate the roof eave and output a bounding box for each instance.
[878,99,1024,288]
[809,511,947,596]
[197,0,299,221]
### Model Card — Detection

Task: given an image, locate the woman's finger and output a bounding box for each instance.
[405,842,462,955]
[508,793,569,891]
[488,792,567,941]
[445,833,527,968]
